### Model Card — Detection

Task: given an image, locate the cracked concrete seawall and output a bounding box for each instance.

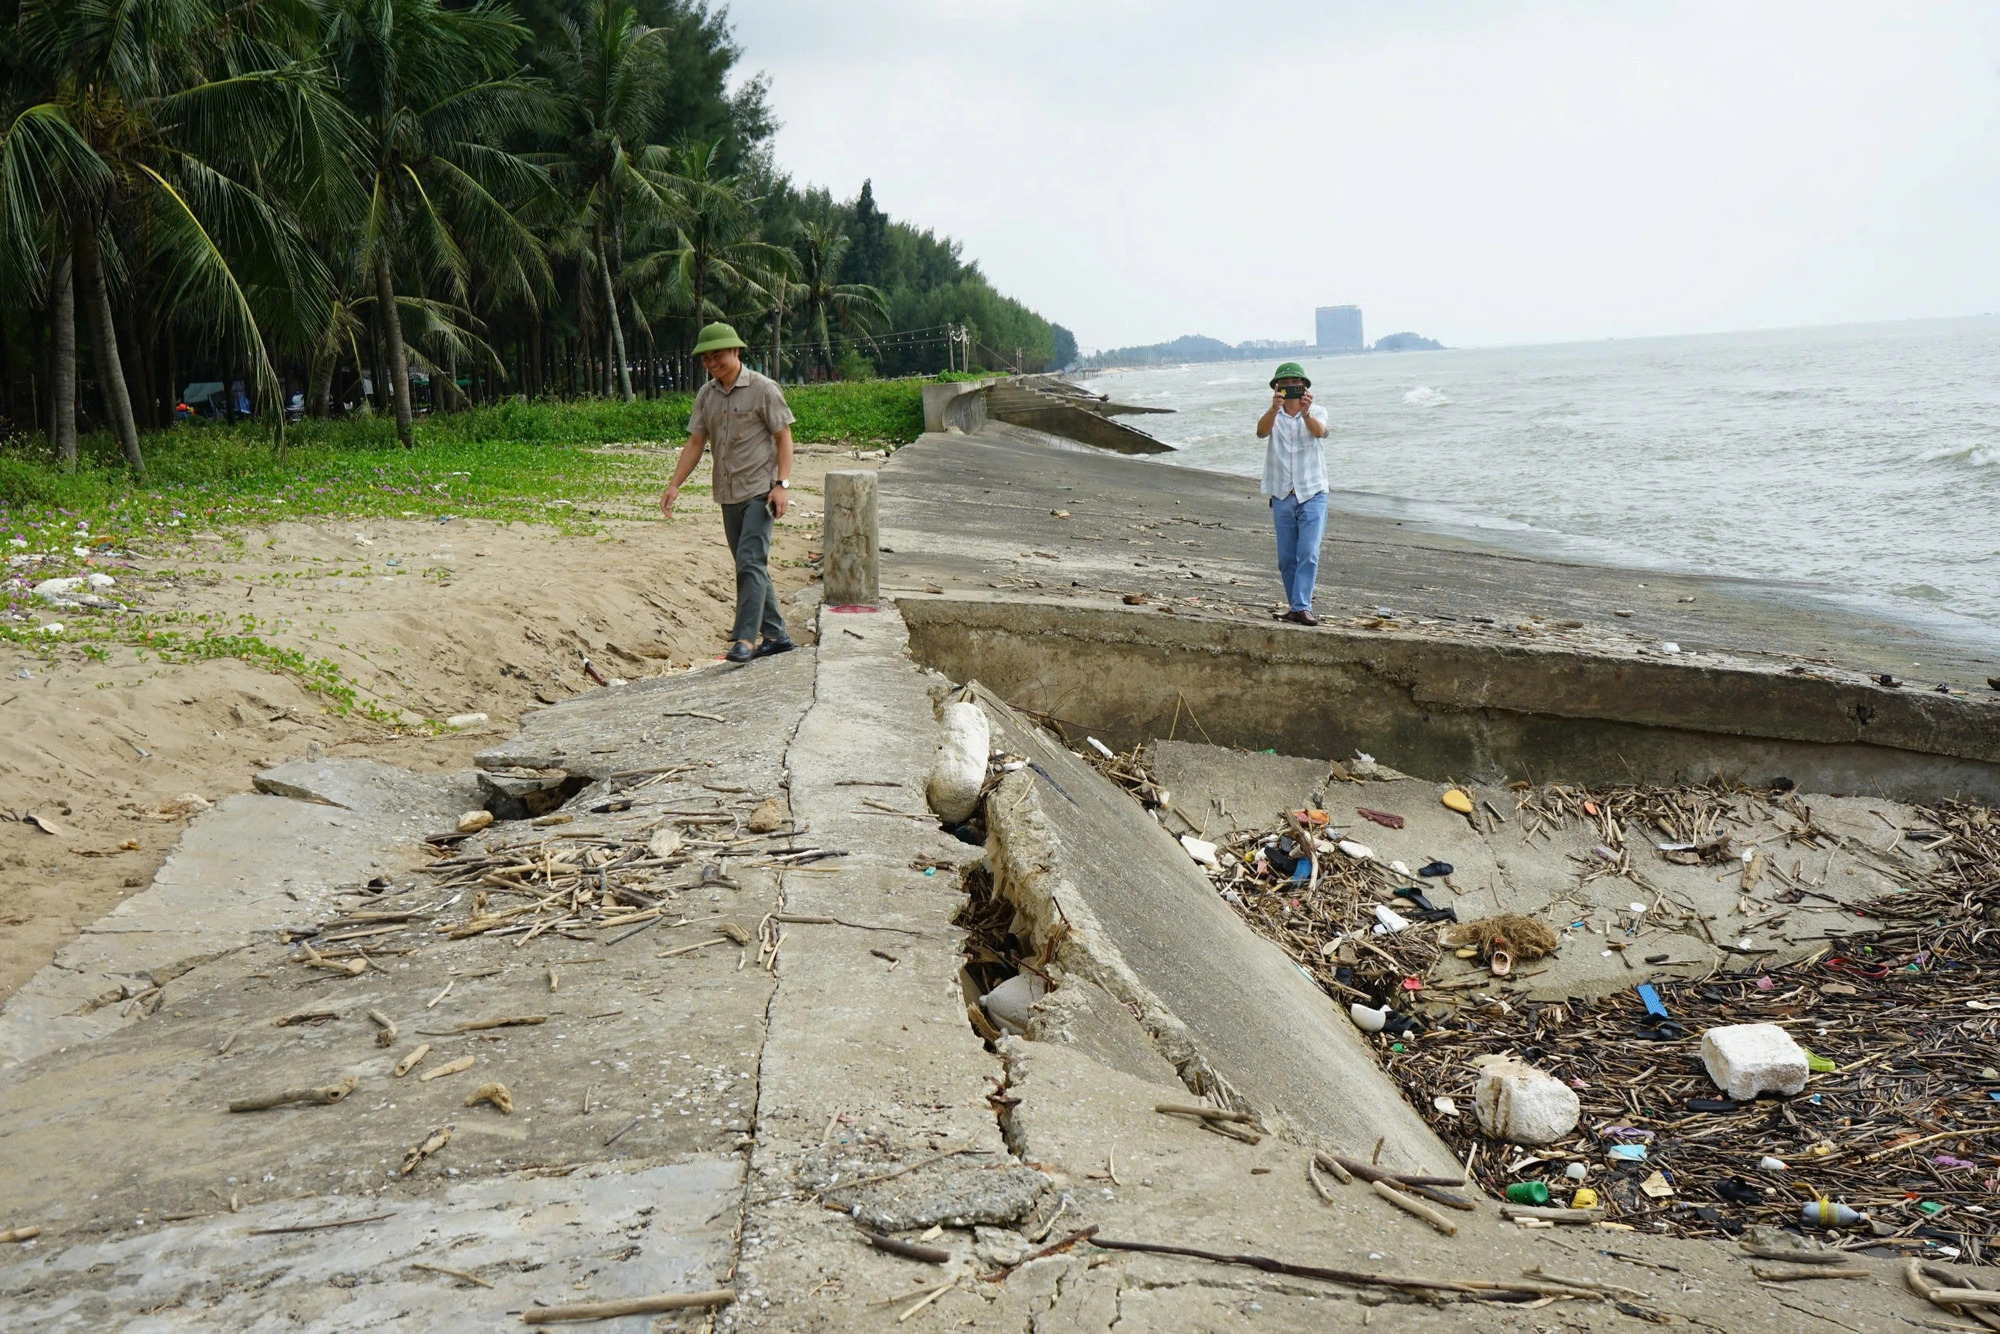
[969,688,1461,1174]
[903,595,2000,805]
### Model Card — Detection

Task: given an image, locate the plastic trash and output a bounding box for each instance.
[1758,1156,1788,1172]
[1337,839,1374,861]
[1418,861,1454,877]
[1636,983,1668,1019]
[926,701,990,823]
[1349,1003,1388,1033]
[1800,1200,1863,1228]
[1607,1144,1648,1162]
[1390,859,1412,877]
[1564,1162,1588,1181]
[1179,835,1220,869]
[1504,1182,1550,1205]
[1802,1047,1837,1074]
[1371,903,1411,934]
[980,972,1048,1036]
[1440,789,1473,814]
[1570,1187,1599,1209]
[1716,1177,1763,1204]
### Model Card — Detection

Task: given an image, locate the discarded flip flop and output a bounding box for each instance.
[1715,1176,1765,1205]
[1356,807,1405,830]
[1440,789,1474,814]
[1821,955,1889,981]
[1392,886,1437,913]
[1417,861,1454,877]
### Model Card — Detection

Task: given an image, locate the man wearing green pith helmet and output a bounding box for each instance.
[660,323,797,664]
[1256,361,1331,625]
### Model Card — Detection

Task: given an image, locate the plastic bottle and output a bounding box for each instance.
[1504,1182,1551,1205]
[1801,1200,1863,1228]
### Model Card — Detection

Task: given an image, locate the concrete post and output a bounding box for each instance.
[822,470,879,607]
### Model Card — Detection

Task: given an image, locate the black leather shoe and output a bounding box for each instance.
[754,637,796,658]
[725,640,757,663]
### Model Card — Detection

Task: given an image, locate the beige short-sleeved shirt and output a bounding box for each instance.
[689,367,795,506]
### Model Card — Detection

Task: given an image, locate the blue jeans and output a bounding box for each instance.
[1271,491,1327,612]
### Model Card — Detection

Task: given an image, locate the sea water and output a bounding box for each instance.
[1090,316,2000,631]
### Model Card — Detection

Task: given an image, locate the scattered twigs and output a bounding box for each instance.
[1523,1267,1652,1300]
[1154,1102,1253,1125]
[988,1224,1101,1282]
[858,1228,950,1264]
[228,1075,358,1112]
[1500,1204,1604,1224]
[1311,1150,1354,1185]
[417,1015,546,1036]
[1327,1155,1464,1189]
[894,1278,958,1323]
[520,1290,736,1324]
[823,1148,988,1196]
[770,912,925,937]
[410,1260,494,1288]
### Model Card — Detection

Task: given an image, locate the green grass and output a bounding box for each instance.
[0,379,929,721]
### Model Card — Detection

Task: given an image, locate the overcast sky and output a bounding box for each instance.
[731,2,2000,351]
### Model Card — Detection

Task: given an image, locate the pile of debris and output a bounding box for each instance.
[1077,742,2000,1264]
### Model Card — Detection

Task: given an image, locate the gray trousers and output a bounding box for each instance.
[721,498,788,645]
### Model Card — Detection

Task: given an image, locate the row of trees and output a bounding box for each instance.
[0,0,1070,476]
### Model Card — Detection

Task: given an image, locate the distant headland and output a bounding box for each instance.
[1082,327,1445,369]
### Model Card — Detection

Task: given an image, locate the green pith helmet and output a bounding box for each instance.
[1270,361,1311,388]
[692,322,748,354]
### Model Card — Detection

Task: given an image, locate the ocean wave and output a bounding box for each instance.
[1403,385,1450,406]
[1920,442,1999,468]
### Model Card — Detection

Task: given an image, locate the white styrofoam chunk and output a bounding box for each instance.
[1700,1023,1809,1100]
[925,701,990,824]
[1473,1056,1581,1145]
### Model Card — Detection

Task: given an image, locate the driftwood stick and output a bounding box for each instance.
[1087,1238,1598,1300]
[1154,1102,1254,1125]
[1312,1151,1354,1185]
[988,1225,1101,1282]
[0,1225,44,1243]
[1739,1239,1850,1265]
[393,1044,431,1077]
[895,1278,958,1323]
[246,1211,394,1236]
[1329,1155,1464,1188]
[1906,1261,2000,1309]
[769,912,923,937]
[410,1260,494,1288]
[1523,1267,1651,1300]
[1501,1203,1605,1223]
[1751,1262,1871,1282]
[418,1054,475,1082]
[520,1290,736,1323]
[858,1229,950,1264]
[1306,1154,1337,1204]
[228,1075,359,1112]
[1371,1179,1459,1236]
[366,1010,397,1047]
[417,1014,546,1036]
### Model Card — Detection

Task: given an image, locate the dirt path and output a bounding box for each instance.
[0,444,873,999]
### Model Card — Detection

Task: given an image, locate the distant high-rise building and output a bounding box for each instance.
[1315,305,1363,352]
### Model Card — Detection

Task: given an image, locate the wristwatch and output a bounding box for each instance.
[773,479,789,489]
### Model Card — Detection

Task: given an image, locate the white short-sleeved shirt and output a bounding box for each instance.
[1260,405,1329,500]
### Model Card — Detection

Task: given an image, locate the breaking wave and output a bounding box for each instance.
[1403,385,1450,406]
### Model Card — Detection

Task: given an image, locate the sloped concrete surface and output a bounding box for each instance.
[0,760,478,1069]
[973,690,1460,1173]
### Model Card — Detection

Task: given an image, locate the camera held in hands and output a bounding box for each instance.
[1283,385,1305,400]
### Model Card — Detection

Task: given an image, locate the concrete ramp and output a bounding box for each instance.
[971,687,1459,1175]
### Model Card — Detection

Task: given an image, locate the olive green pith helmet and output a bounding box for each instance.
[692,322,748,354]
[1270,361,1310,388]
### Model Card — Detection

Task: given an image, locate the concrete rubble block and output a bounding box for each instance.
[1701,1022,1809,1100]
[927,699,990,823]
[475,768,579,819]
[1473,1055,1581,1145]
[798,1153,1048,1232]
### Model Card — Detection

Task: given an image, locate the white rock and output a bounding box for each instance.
[980,972,1047,1036]
[1179,835,1219,868]
[86,572,115,589]
[1473,1056,1581,1145]
[445,712,488,729]
[1700,1023,1809,1100]
[925,700,990,824]
[457,810,495,833]
[648,826,683,860]
[1336,839,1374,861]
[32,576,84,602]
[1371,903,1411,934]
[38,622,63,635]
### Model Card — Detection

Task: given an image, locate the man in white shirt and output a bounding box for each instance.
[1256,361,1331,625]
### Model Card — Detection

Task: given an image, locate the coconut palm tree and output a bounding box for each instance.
[791,221,886,380]
[654,139,785,342]
[11,0,354,475]
[537,0,680,402]
[322,0,551,446]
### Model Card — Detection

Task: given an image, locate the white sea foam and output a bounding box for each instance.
[1402,385,1450,406]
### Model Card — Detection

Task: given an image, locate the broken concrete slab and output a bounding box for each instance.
[0,762,478,1069]
[1,1160,740,1331]
[1145,738,1329,837]
[974,691,1459,1174]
